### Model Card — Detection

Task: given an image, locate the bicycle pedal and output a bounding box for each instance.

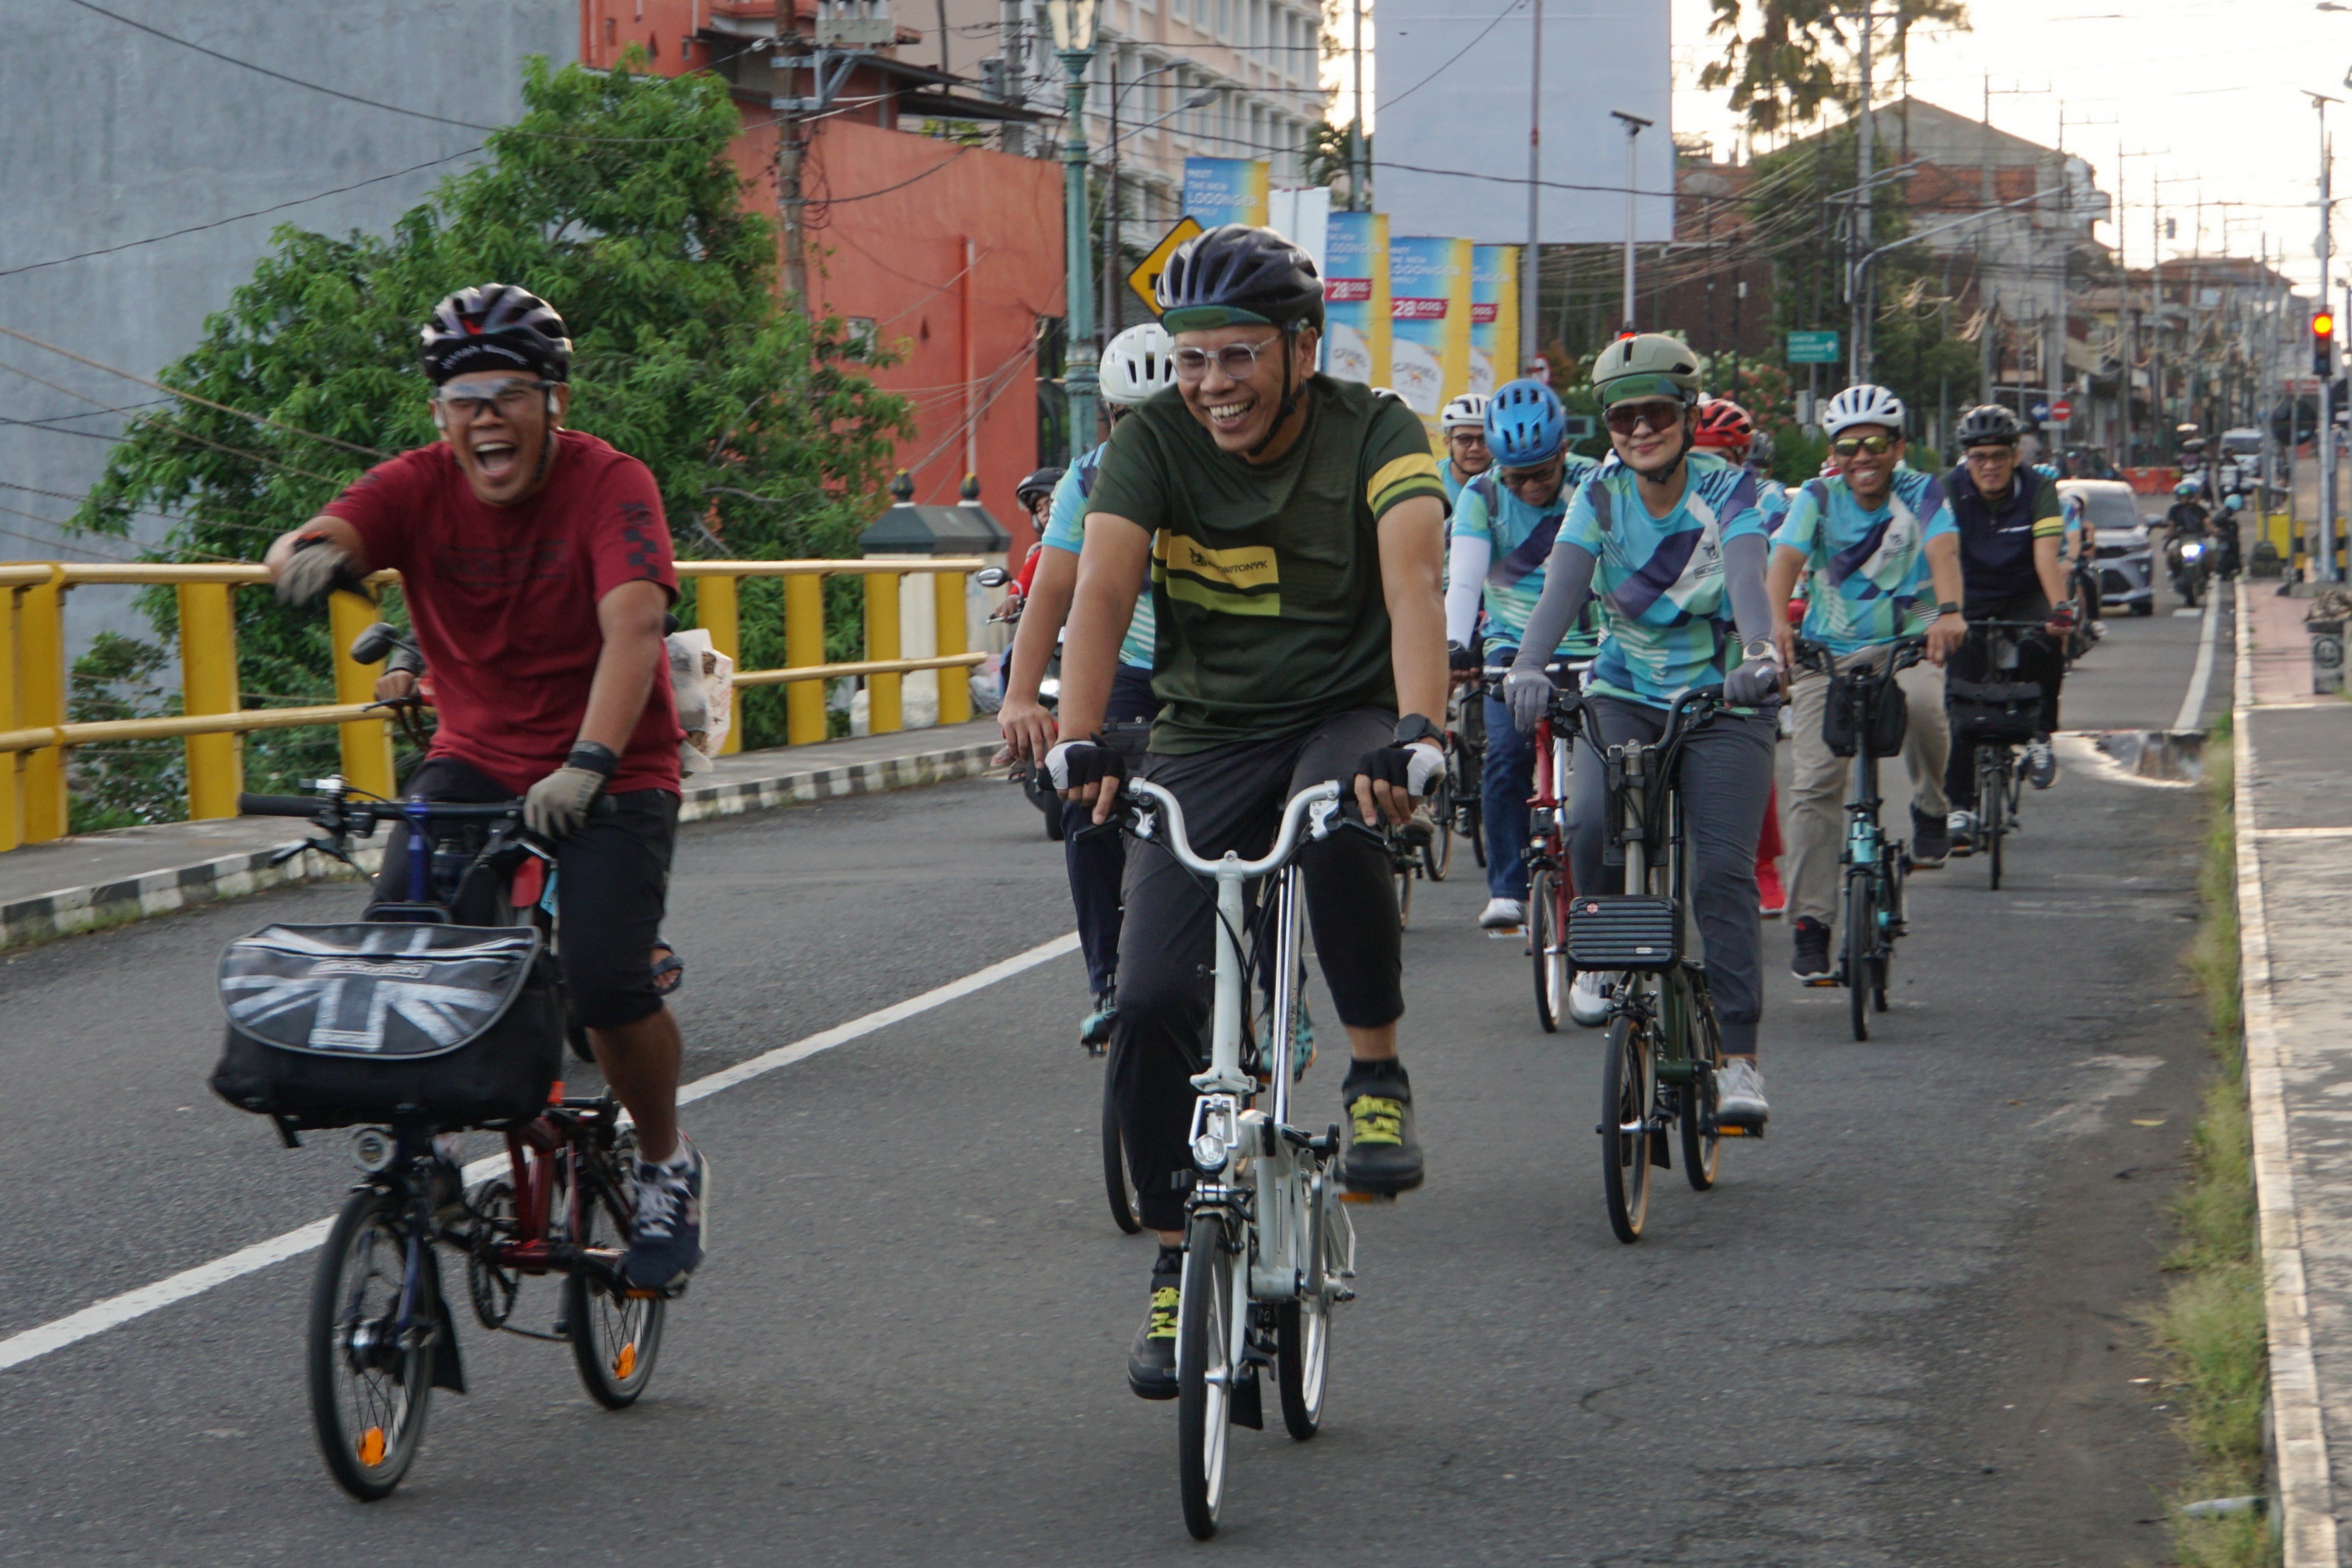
[1802,976,1840,989]
[1338,1189,1396,1205]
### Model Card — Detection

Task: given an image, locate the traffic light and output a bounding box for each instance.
[2317,311,2337,377]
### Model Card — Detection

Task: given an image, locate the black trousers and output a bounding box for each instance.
[1944,592,2063,809]
[373,758,678,1030]
[1110,708,1401,1232]
[1062,662,1161,996]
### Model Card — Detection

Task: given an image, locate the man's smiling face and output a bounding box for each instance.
[1172,325,1315,457]
[433,371,570,506]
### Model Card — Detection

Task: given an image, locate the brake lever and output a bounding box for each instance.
[271,836,353,870]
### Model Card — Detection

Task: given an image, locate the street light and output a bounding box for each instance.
[1047,0,1102,462]
[1610,110,1653,335]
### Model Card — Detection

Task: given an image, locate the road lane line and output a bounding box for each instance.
[0,933,1082,1376]
[2173,589,2220,733]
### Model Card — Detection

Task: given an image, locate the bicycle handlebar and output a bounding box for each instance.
[236,792,609,829]
[1127,778,1344,880]
[1790,635,1927,677]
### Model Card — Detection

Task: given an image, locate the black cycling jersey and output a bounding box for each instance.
[1942,464,2064,611]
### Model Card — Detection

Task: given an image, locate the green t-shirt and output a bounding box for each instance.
[1085,376,1447,753]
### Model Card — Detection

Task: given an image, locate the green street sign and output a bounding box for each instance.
[1786,330,1842,364]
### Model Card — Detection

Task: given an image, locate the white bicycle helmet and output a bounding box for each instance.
[1440,393,1490,432]
[1820,384,1907,437]
[1098,322,1178,408]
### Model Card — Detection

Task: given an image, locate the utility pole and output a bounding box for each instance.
[1522,0,1542,372]
[2312,90,2339,580]
[1103,51,1120,340]
[999,0,1026,156]
[1611,110,1652,334]
[1350,0,1367,210]
[1849,2,1875,388]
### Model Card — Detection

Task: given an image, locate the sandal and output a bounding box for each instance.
[650,942,684,998]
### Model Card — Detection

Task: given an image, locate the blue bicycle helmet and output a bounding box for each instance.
[1484,379,1569,467]
[2174,478,2202,497]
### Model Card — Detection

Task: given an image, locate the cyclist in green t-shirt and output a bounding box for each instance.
[1045,225,1451,1401]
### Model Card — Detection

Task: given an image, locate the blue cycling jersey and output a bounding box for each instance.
[1043,445,1153,671]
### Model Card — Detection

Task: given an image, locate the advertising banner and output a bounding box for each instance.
[1469,245,1520,396]
[1182,158,1269,229]
[1323,211,1390,388]
[1389,235,1472,423]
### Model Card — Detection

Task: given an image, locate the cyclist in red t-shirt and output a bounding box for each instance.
[264,284,706,1291]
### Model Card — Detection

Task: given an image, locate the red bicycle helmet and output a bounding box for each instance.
[1691,398,1755,454]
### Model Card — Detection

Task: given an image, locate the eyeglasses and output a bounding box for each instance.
[1602,400,1684,436]
[1499,457,1565,490]
[1171,338,1282,384]
[432,378,554,422]
[1831,433,1896,458]
[1962,444,2018,463]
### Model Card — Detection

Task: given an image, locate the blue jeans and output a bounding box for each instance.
[1481,681,1538,901]
[1064,662,1159,996]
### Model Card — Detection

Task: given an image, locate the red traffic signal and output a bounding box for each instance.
[2318,312,2337,338]
[2318,313,2338,376]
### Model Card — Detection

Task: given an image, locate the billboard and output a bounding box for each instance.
[1370,1,1672,246]
[1324,211,1391,388]
[1469,245,1520,396]
[1389,235,1472,422]
[1183,158,1269,229]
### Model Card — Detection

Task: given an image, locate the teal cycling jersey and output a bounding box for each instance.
[1774,469,1956,656]
[1044,445,1153,670]
[1441,460,1469,507]
[1449,459,1603,656]
[1563,450,1771,708]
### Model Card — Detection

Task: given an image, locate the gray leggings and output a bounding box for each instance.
[1567,696,1776,1056]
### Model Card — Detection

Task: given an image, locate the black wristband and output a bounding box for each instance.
[1393,713,1442,749]
[565,742,619,778]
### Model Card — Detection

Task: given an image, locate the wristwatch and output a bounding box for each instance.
[1936,601,1963,617]
[1740,638,1778,665]
[1393,713,1443,749]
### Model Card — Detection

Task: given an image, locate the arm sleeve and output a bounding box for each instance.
[1509,541,1597,671]
[321,454,423,574]
[586,457,679,605]
[1722,531,1775,650]
[1445,534,1491,646]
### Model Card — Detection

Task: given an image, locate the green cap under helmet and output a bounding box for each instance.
[1590,333,1702,406]
[1155,224,1326,335]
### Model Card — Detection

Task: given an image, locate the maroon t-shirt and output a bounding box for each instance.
[325,430,684,796]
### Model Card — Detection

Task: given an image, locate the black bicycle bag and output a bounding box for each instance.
[1567,895,1681,972]
[1821,669,1910,759]
[1944,676,2043,744]
[210,923,562,1131]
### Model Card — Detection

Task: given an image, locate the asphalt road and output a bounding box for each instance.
[0,584,2232,1566]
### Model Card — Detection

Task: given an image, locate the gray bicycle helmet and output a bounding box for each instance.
[1955,404,2022,448]
[1016,467,1064,509]
[420,284,572,386]
[1589,333,1702,406]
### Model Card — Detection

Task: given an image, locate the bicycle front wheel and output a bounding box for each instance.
[1844,870,1874,1042]
[308,1187,435,1501]
[1677,967,1723,1191]
[1978,749,2005,892]
[1277,1179,1336,1441]
[1176,1212,1236,1540]
[1528,866,1562,1033]
[566,1150,665,1408]
[1601,1012,1653,1243]
[1393,853,1413,931]
[1423,773,1453,882]
[1101,1068,1142,1234]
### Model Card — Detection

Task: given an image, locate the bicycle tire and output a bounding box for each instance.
[1276,1180,1334,1441]
[1423,773,1453,882]
[1986,763,2006,892]
[1101,1068,1142,1234]
[1601,1012,1653,1243]
[1176,1212,1236,1540]
[1529,867,1560,1033]
[1677,966,1723,1191]
[566,1150,665,1409]
[1845,870,1874,1042]
[1393,855,1413,931]
[309,1187,435,1501]
[1465,795,1486,867]
[1978,748,2004,892]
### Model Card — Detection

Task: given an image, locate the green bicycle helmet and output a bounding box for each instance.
[1590,333,1702,407]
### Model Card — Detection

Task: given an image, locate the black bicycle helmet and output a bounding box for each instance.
[1154,225,1325,334]
[1955,403,2021,448]
[1016,466,1064,509]
[420,284,573,386]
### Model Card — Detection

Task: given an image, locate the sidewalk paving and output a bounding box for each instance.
[2234,580,2352,1564]
[0,720,1005,950]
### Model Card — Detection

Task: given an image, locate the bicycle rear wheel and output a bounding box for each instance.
[1601,1012,1653,1243]
[1528,866,1562,1033]
[308,1187,435,1501]
[1423,773,1453,882]
[1176,1211,1236,1540]
[566,1148,665,1408]
[1844,870,1874,1042]
[1101,1068,1142,1234]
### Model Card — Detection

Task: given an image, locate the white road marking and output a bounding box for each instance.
[2255,826,2352,839]
[0,933,1081,1376]
[2174,590,2220,734]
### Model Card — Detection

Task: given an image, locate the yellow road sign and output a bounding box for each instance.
[1127,217,1203,318]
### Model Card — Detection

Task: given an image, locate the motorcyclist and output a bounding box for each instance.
[2164,479,2212,599]
[2213,493,2247,580]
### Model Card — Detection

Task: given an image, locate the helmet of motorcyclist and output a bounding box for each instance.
[1482,379,1570,468]
[1745,427,1777,469]
[1155,224,1324,333]
[1441,393,1490,433]
[1691,398,1756,454]
[420,284,572,385]
[1820,384,1907,437]
[1016,467,1064,510]
[1955,404,2022,448]
[2224,492,2245,512]
[1098,322,1178,408]
[1589,333,1701,405]
[2174,478,2203,497]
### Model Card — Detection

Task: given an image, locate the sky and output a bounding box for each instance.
[1666,0,2351,295]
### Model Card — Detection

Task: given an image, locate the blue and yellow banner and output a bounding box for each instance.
[1469,246,1520,398]
[1389,235,1472,426]
[1182,158,1269,230]
[1324,211,1390,388]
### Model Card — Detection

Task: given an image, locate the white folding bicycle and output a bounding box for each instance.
[1120,776,1359,1540]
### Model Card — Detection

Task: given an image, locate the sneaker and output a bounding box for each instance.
[1715,1060,1769,1128]
[2026,736,2057,789]
[1568,969,1611,1027]
[1338,1067,1425,1197]
[624,1139,709,1291]
[1946,809,1977,857]
[1127,1247,1183,1400]
[1791,916,1832,980]
[1910,807,1950,868]
[1479,897,1525,930]
[1291,998,1316,1081]
[1080,991,1117,1052]
[1400,804,1436,846]
[1757,860,1787,918]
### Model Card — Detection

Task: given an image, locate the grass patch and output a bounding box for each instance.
[2155,710,2280,1567]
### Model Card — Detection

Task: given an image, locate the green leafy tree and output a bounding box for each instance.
[72,52,912,805]
[1698,1,1968,139]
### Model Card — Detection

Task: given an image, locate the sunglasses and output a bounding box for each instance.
[432,378,554,422]
[1603,400,1684,436]
[1171,338,1282,383]
[1831,433,1897,458]
[1499,457,1565,490]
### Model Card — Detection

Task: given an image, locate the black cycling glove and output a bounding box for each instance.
[1354,741,1445,798]
[1043,739,1127,792]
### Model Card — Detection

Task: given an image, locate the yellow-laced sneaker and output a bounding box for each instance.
[1338,1070,1424,1197]
[1127,1252,1183,1400]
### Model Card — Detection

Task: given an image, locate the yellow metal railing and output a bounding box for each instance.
[0,558,987,853]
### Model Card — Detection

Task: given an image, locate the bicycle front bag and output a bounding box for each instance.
[210,923,562,1131]
[1821,669,1909,759]
[1566,895,1681,972]
[1944,676,2043,744]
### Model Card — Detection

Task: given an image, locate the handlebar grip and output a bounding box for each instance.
[237,793,328,817]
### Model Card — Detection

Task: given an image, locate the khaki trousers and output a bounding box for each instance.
[1785,648,1949,928]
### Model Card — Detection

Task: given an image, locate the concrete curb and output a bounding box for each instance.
[0,737,1003,953]
[2234,580,2341,1565]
